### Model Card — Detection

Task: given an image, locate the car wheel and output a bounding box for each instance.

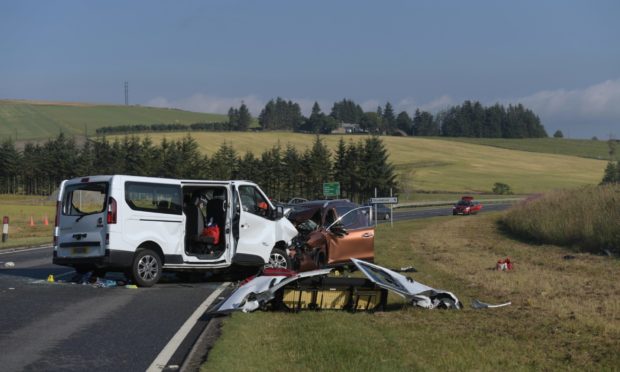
[265,248,292,270]
[131,248,162,287]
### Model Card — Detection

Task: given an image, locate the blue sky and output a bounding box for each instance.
[1,0,619,138]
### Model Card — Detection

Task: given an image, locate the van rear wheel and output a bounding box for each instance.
[131,248,162,287]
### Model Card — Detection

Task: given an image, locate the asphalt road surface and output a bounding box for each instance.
[389,202,512,222]
[0,247,225,372]
[0,202,513,371]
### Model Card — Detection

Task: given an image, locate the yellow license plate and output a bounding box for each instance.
[72,247,88,254]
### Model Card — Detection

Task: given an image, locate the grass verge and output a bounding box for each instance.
[0,195,54,249]
[203,213,620,371]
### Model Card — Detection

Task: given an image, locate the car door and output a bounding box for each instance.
[325,206,375,265]
[234,184,276,263]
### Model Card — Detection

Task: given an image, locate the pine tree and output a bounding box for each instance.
[396,111,412,134]
[0,138,20,193]
[601,161,618,184]
[333,138,348,197]
[210,142,238,179]
[359,136,397,201]
[382,102,395,134]
[237,102,252,131]
[282,145,303,200]
[304,136,332,198]
[228,107,239,130]
[330,99,364,124]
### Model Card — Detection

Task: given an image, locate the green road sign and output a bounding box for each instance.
[323,182,340,197]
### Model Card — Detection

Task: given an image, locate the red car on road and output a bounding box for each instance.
[452,196,482,215]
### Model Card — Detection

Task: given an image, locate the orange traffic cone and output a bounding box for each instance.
[29,216,35,227]
[43,215,49,226]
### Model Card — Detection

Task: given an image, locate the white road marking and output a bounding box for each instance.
[147,282,229,372]
[0,245,52,255]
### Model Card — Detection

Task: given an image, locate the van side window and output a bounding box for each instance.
[239,185,269,217]
[125,182,182,215]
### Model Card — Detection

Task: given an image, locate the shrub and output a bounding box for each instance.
[501,185,620,254]
[492,182,513,195]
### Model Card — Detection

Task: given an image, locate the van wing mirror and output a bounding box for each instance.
[274,205,284,219]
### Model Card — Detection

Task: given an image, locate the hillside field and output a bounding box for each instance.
[0,100,226,140]
[442,137,614,160]
[108,132,607,194]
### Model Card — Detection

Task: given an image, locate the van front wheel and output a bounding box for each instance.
[131,249,162,287]
[266,248,292,270]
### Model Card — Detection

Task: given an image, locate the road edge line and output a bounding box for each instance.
[147,282,229,372]
[0,244,52,255]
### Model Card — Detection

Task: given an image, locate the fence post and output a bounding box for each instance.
[2,216,8,242]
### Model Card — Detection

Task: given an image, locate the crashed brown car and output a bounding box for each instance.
[286,200,374,271]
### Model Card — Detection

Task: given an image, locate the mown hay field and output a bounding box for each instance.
[109,132,607,194]
[443,137,613,160]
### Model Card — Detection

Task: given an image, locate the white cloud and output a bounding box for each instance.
[360,99,381,112]
[515,79,620,120]
[145,94,264,115]
[145,94,330,116]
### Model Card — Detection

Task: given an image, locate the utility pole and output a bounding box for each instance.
[124,81,129,105]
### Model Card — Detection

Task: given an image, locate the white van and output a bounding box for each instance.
[53,175,298,286]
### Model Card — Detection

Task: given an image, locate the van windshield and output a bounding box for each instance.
[63,182,108,216]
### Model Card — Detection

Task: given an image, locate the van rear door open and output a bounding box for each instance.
[56,178,109,264]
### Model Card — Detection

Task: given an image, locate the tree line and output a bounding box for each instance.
[0,134,396,202]
[97,98,548,139]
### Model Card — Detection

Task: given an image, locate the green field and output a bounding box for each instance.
[204,214,620,371]
[0,100,226,141]
[111,132,607,194]
[442,137,613,160]
[0,195,54,249]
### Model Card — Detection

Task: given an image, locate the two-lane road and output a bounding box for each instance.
[390,202,512,222]
[0,247,224,372]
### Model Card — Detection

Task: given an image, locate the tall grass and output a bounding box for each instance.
[501,185,620,253]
